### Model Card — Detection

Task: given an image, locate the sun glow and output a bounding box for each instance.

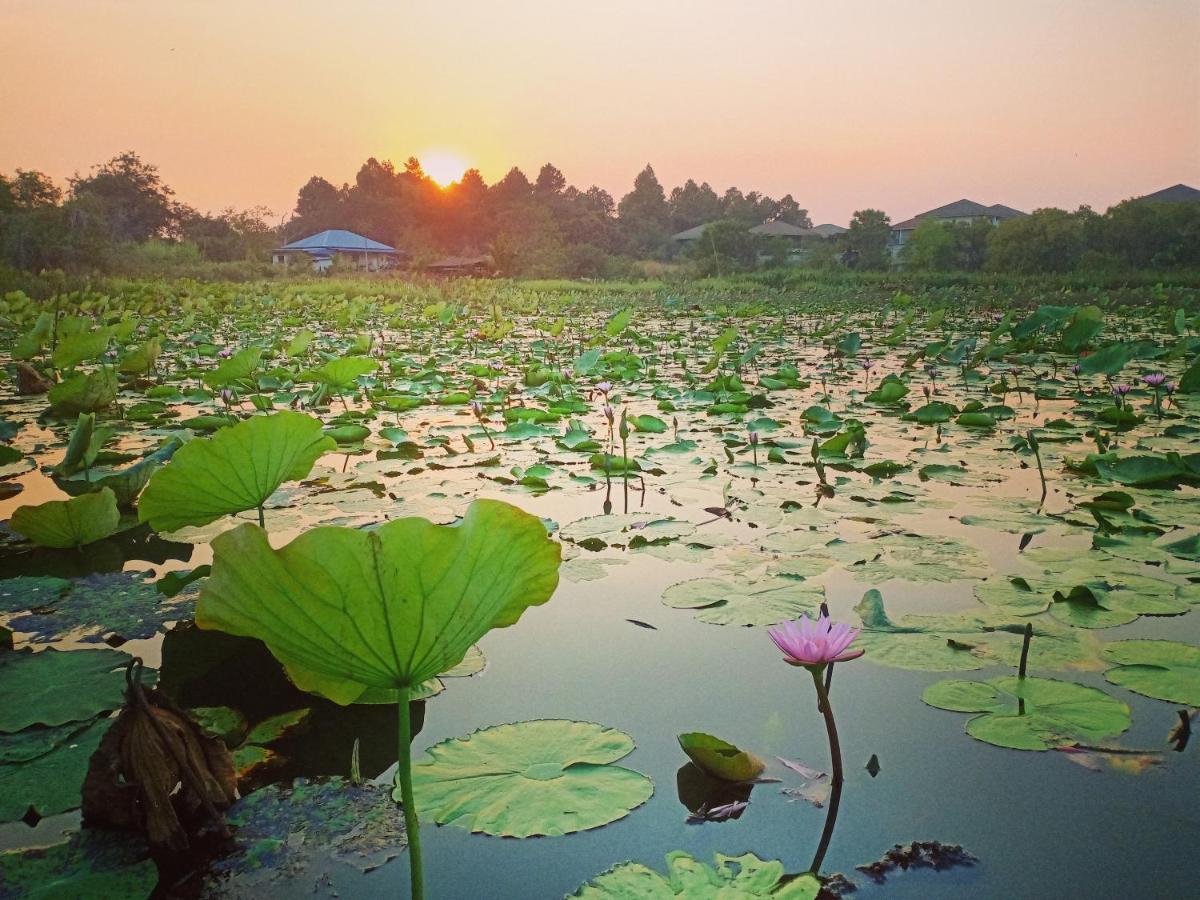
[421,151,468,187]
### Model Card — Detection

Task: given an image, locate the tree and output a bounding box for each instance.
[691,219,759,276]
[68,152,177,242]
[845,209,892,269]
[10,170,62,210]
[668,179,722,232]
[534,163,567,196]
[903,219,959,270]
[618,164,669,256]
[985,208,1089,273]
[773,195,812,228]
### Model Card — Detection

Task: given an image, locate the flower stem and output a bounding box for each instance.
[808,666,844,876]
[397,688,424,900]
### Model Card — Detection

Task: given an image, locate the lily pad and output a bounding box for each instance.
[409,719,653,837]
[0,648,148,732]
[922,676,1131,751]
[662,576,824,626]
[0,717,111,822]
[0,827,157,898]
[1102,640,1200,705]
[572,851,820,899]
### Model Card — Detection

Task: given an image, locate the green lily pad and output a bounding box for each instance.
[0,648,148,732]
[139,411,335,532]
[0,827,157,898]
[1102,640,1200,705]
[572,851,820,899]
[9,488,121,549]
[409,719,653,837]
[0,718,111,822]
[197,499,560,703]
[922,676,1131,751]
[662,576,824,626]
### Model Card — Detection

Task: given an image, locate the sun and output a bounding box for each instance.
[421,151,468,188]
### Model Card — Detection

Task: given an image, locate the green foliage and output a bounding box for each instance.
[196,499,561,702]
[408,719,653,837]
[139,411,334,532]
[677,732,765,782]
[573,851,820,899]
[10,488,120,548]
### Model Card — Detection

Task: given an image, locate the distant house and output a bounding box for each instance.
[889,199,1026,253]
[672,220,842,245]
[272,229,398,272]
[1132,184,1200,204]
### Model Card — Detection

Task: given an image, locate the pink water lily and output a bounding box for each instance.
[768,614,864,667]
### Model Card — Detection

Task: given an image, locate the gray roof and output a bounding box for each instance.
[811,223,848,236]
[671,223,710,241]
[278,229,396,253]
[893,199,1027,231]
[1135,184,1200,204]
[749,220,812,237]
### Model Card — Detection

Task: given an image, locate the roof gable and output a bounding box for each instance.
[279,229,396,253]
[1136,184,1200,204]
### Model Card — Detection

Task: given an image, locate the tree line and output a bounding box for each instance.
[1,150,1196,278]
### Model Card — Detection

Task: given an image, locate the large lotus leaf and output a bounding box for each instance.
[197,499,560,702]
[1102,640,1200,705]
[4,572,195,644]
[0,648,150,732]
[678,732,765,782]
[922,676,1131,751]
[48,370,119,415]
[291,644,487,705]
[0,826,156,898]
[662,576,823,626]
[1091,453,1186,487]
[305,356,379,389]
[9,488,120,549]
[203,347,263,389]
[572,851,820,899]
[139,412,334,532]
[201,776,404,895]
[408,719,652,837]
[0,718,111,822]
[52,328,112,370]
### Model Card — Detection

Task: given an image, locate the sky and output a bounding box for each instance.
[1,0,1197,226]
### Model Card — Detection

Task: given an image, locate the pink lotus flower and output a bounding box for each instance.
[768,614,864,667]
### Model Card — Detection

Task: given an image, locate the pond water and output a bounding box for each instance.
[1,296,1197,899]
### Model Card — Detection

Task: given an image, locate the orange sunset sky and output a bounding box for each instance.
[1,0,1197,227]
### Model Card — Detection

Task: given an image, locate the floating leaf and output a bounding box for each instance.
[408,719,653,837]
[922,676,1131,751]
[0,827,156,897]
[572,851,820,899]
[139,411,334,532]
[0,718,111,822]
[662,576,823,626]
[0,648,149,732]
[1102,640,1200,705]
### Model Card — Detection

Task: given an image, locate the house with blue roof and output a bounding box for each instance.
[272,229,399,272]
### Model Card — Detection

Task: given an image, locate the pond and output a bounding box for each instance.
[0,285,1197,898]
